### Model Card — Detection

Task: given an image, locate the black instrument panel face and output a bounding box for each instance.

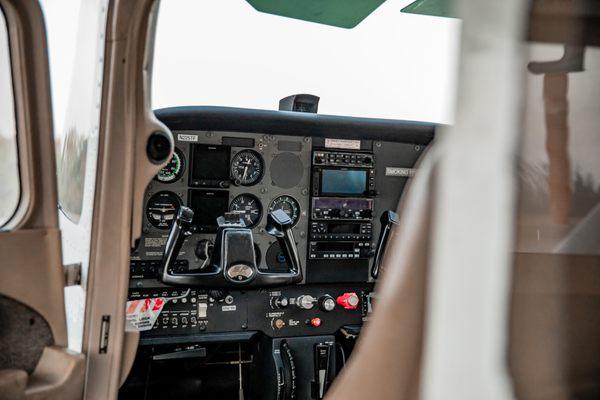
[132,129,427,342]
[135,132,312,273]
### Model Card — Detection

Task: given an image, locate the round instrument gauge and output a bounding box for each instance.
[229,194,263,228]
[268,195,301,227]
[145,191,182,229]
[231,150,264,186]
[155,148,185,183]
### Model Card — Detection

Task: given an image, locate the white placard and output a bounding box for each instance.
[178,133,199,142]
[385,167,416,177]
[324,138,361,150]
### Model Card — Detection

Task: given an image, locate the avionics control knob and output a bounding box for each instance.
[360,209,373,219]
[319,295,336,312]
[337,292,360,310]
[273,296,289,309]
[296,295,316,310]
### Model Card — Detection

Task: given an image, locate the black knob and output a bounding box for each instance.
[319,295,336,312]
[360,209,373,218]
[330,209,341,218]
[363,156,372,164]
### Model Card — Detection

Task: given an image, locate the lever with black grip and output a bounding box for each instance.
[266,209,302,278]
[371,210,399,279]
[159,206,194,281]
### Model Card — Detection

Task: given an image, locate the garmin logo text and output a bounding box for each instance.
[385,167,416,177]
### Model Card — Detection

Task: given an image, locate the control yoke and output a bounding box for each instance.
[371,210,399,279]
[265,209,302,276]
[159,206,195,279]
[160,208,302,287]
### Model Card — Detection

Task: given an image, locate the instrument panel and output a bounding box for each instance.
[130,125,428,338]
[133,132,312,275]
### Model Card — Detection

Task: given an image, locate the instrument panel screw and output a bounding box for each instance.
[241,323,248,330]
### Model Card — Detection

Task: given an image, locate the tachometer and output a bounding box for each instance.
[145,191,182,229]
[156,148,185,183]
[231,150,264,186]
[268,195,301,227]
[229,194,263,228]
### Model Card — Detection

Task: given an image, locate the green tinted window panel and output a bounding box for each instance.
[246,0,387,29]
[401,0,456,18]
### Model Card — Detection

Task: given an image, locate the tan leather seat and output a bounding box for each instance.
[0,369,27,400]
[326,153,436,400]
[326,145,600,400]
[509,253,600,400]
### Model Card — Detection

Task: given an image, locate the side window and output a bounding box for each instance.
[46,0,107,223]
[41,0,108,351]
[0,8,19,228]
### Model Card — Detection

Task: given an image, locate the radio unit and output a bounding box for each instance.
[310,222,372,241]
[313,151,374,168]
[312,151,376,197]
[311,198,374,221]
[308,241,373,260]
[312,167,376,197]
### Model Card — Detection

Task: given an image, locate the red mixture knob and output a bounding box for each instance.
[309,317,322,327]
[336,292,360,310]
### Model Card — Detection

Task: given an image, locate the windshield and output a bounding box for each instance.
[152,0,460,124]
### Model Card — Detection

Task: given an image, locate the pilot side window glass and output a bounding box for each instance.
[152,0,460,124]
[40,0,108,352]
[0,8,20,228]
[43,0,107,223]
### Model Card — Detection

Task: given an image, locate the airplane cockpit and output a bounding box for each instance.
[0,1,598,400]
